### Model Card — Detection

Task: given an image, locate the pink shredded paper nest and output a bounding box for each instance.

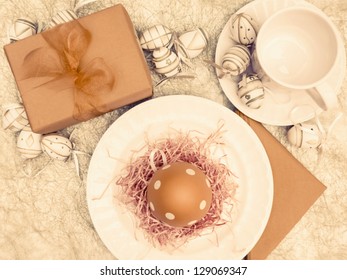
[116,127,238,248]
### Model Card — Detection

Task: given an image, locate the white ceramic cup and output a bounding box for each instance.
[252,6,340,110]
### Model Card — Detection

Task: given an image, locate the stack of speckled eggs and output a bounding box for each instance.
[219,13,267,110]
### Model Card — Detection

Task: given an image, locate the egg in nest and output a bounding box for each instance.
[147,162,212,227]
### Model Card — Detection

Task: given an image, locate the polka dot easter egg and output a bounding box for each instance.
[230,13,258,45]
[147,162,212,227]
[41,134,73,161]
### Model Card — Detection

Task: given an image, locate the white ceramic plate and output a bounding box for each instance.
[215,0,346,126]
[86,95,273,259]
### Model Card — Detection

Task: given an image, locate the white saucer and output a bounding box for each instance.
[215,0,346,126]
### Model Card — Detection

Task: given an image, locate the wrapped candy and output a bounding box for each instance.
[287,122,323,148]
[152,47,181,77]
[16,125,43,159]
[237,74,265,109]
[139,24,173,51]
[221,45,250,76]
[41,134,73,161]
[48,10,78,28]
[177,28,208,59]
[2,103,29,132]
[229,13,258,45]
[9,18,37,42]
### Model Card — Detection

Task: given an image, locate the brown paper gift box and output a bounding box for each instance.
[4,4,153,134]
[236,112,327,259]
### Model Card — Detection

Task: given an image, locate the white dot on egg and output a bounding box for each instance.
[149,202,155,211]
[199,200,207,210]
[186,168,196,176]
[187,220,197,226]
[165,212,175,220]
[162,164,171,170]
[154,180,161,190]
[205,178,211,188]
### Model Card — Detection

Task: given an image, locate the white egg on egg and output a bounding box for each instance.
[177,28,208,59]
[139,24,173,51]
[222,45,251,76]
[2,103,29,132]
[237,74,265,109]
[41,134,73,161]
[16,125,43,159]
[147,162,212,227]
[152,47,181,77]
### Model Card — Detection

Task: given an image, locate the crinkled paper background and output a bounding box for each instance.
[0,0,346,259]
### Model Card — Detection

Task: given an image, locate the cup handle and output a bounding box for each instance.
[308,83,338,111]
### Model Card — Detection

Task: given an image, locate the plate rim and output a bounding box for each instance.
[86,95,274,259]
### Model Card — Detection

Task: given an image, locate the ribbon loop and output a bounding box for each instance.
[23,20,115,121]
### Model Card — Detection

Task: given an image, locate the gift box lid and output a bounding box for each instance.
[4,4,153,134]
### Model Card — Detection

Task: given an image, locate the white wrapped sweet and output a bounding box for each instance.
[41,134,73,161]
[48,10,78,28]
[9,18,37,42]
[139,25,173,51]
[177,28,208,58]
[152,47,181,77]
[2,103,29,132]
[287,122,323,148]
[16,125,43,159]
[238,75,265,109]
[222,45,250,76]
[230,13,257,45]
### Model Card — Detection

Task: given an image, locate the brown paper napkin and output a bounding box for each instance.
[236,111,327,260]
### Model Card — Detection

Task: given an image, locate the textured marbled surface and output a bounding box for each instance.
[0,0,346,259]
